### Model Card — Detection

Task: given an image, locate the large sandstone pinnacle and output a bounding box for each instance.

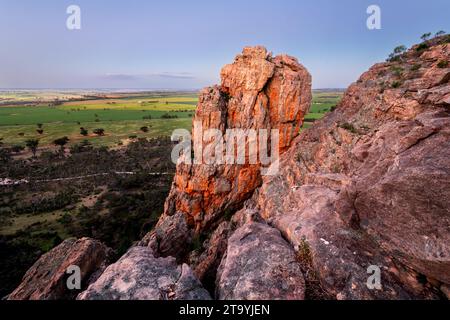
[160,46,312,242]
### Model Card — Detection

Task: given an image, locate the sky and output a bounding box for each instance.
[0,0,449,90]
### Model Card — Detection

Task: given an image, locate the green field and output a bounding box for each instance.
[0,91,342,148]
[302,90,342,128]
[0,94,197,147]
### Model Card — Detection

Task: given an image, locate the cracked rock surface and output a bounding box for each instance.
[77,247,211,300]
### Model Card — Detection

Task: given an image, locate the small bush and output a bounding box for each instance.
[339,122,358,134]
[416,43,429,52]
[390,65,403,78]
[161,113,178,119]
[437,60,449,68]
[93,128,105,136]
[391,81,402,88]
[411,64,421,71]
[80,127,88,136]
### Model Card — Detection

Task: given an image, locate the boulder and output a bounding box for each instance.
[139,211,193,261]
[8,237,113,300]
[78,247,211,300]
[216,222,305,300]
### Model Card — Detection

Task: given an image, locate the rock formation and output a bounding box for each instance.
[8,238,113,300]
[77,247,211,300]
[144,46,312,259]
[235,36,450,299]
[216,222,305,300]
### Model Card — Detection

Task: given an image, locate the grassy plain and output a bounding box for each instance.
[0,94,197,147]
[0,90,342,147]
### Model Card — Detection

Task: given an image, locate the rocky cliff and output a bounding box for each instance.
[10,37,450,300]
[231,37,450,299]
[140,46,312,259]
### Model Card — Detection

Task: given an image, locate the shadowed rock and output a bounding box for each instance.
[216,222,305,300]
[242,37,450,299]
[77,247,211,300]
[8,237,113,300]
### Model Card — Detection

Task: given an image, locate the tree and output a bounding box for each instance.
[140,126,149,133]
[387,45,407,62]
[36,129,44,135]
[37,123,43,129]
[421,32,432,41]
[93,128,105,136]
[393,45,406,54]
[436,30,446,37]
[53,136,70,153]
[80,127,89,136]
[25,139,39,158]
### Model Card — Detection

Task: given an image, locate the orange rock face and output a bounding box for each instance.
[163,46,312,233]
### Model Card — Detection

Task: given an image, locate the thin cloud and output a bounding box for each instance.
[103,72,196,81]
[104,73,140,80]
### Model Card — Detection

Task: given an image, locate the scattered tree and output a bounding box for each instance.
[37,123,43,129]
[416,43,429,52]
[436,30,446,37]
[140,126,149,133]
[421,32,432,41]
[93,128,105,136]
[25,139,39,158]
[161,113,178,119]
[53,136,70,153]
[80,127,89,136]
[393,45,407,54]
[387,45,407,62]
[36,129,44,135]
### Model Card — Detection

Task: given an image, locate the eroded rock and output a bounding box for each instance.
[8,237,113,300]
[77,247,211,300]
[216,222,305,300]
[159,46,312,239]
[240,39,450,299]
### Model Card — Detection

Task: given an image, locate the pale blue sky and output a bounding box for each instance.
[0,0,449,89]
